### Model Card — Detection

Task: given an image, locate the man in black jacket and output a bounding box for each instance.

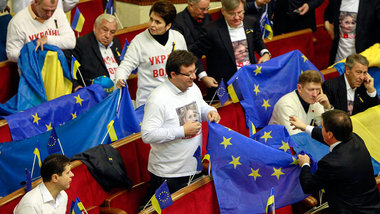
[65,14,121,91]
[172,0,212,51]
[323,54,379,116]
[191,0,270,98]
[295,110,380,213]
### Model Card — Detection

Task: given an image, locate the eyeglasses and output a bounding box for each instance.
[177,70,197,77]
[226,10,245,18]
[198,7,210,12]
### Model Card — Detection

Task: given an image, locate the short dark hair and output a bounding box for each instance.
[345,54,369,69]
[166,50,197,78]
[149,0,177,25]
[298,70,323,85]
[322,110,353,142]
[40,154,70,182]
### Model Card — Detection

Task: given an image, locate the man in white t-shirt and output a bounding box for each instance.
[6,0,75,62]
[14,154,74,214]
[324,0,380,65]
[141,50,220,204]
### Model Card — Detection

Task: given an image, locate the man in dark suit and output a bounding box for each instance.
[172,0,217,89]
[323,54,379,116]
[297,110,380,213]
[191,0,270,98]
[172,0,212,51]
[324,0,380,65]
[64,14,121,92]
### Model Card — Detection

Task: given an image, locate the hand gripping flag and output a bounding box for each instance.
[151,181,173,214]
[71,8,85,32]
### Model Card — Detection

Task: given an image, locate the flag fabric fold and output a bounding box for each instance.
[151,181,173,214]
[71,8,85,32]
[227,50,321,128]
[0,87,140,196]
[3,84,107,141]
[207,122,311,214]
[0,41,72,116]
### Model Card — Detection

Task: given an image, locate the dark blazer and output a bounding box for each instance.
[191,15,267,83]
[172,7,212,51]
[64,32,122,88]
[323,75,379,115]
[302,128,380,213]
[273,0,323,35]
[324,0,380,65]
[72,144,133,192]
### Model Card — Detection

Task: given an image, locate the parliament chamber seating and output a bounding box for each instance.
[2,0,379,213]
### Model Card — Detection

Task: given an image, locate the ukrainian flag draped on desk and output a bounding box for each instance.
[207,122,311,214]
[0,40,72,116]
[0,87,140,196]
[227,50,320,128]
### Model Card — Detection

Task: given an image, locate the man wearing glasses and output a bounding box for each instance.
[141,50,220,199]
[173,0,211,50]
[191,0,271,101]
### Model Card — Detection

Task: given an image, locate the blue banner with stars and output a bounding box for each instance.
[207,122,312,213]
[227,50,321,128]
[0,87,140,196]
[3,84,107,141]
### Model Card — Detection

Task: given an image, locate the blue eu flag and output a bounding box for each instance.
[207,122,311,213]
[227,50,321,128]
[217,79,229,106]
[47,128,61,155]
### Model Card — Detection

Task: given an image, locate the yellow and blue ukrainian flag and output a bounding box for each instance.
[71,8,85,32]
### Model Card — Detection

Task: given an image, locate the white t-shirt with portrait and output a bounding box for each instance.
[335,0,359,62]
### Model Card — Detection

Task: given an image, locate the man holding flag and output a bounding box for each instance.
[65,14,121,91]
[296,110,380,213]
[141,50,220,206]
[6,0,75,63]
[14,154,74,214]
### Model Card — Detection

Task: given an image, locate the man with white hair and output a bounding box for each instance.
[64,14,121,91]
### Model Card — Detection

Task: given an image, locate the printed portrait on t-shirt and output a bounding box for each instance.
[232,39,250,69]
[339,11,357,38]
[176,101,200,126]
